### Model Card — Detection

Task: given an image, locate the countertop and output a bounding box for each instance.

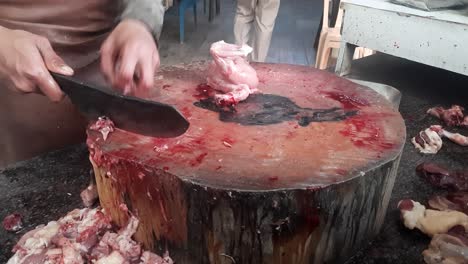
[1,53,468,263]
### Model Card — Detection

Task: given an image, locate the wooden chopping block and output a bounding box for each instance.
[87,62,406,264]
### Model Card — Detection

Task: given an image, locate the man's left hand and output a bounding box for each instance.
[100,19,160,95]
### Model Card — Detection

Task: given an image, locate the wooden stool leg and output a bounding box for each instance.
[319,45,332,70]
[315,33,327,68]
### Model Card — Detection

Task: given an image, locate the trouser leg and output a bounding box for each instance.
[251,0,280,62]
[234,0,256,46]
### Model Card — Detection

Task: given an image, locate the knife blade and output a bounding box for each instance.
[51,72,190,138]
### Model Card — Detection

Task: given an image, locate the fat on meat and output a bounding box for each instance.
[140,251,174,264]
[397,199,468,237]
[411,126,443,154]
[207,40,259,106]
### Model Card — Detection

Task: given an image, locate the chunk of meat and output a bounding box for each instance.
[140,251,175,264]
[417,162,468,192]
[207,40,259,106]
[427,105,465,127]
[423,233,468,264]
[439,129,468,147]
[429,193,468,215]
[7,208,170,264]
[90,116,115,140]
[411,127,443,154]
[95,250,126,264]
[397,199,468,236]
[80,182,98,208]
[3,213,23,232]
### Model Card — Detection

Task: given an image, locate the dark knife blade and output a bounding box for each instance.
[51,72,190,138]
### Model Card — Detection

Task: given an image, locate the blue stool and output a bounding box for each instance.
[179,0,197,43]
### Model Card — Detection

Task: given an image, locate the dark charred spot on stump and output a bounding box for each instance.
[194,93,358,126]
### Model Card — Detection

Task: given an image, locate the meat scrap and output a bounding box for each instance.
[411,125,468,154]
[439,128,468,147]
[417,162,468,192]
[207,40,259,106]
[81,172,99,208]
[90,116,115,141]
[7,207,173,264]
[423,233,468,264]
[398,199,468,237]
[411,126,443,154]
[399,198,468,264]
[3,213,23,232]
[429,193,468,215]
[427,105,466,127]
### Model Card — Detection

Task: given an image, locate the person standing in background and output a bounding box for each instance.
[233,0,280,62]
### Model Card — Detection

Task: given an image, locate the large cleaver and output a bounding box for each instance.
[51,70,190,138]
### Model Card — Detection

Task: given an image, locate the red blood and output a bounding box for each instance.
[398,199,414,211]
[3,213,22,232]
[162,84,171,90]
[191,153,208,166]
[217,95,237,107]
[163,166,170,171]
[268,176,279,182]
[193,84,216,100]
[323,91,369,109]
[339,113,395,150]
[181,107,191,118]
[193,138,204,145]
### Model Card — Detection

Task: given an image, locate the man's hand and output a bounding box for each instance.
[0,27,73,102]
[100,19,160,95]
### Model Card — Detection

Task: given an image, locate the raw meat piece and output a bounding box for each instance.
[95,251,126,264]
[397,199,468,236]
[423,233,468,264]
[140,251,174,264]
[411,127,443,154]
[7,207,172,264]
[206,40,259,106]
[80,182,98,208]
[427,105,465,127]
[429,193,468,215]
[90,116,115,141]
[93,216,141,262]
[417,162,468,192]
[439,129,468,147]
[3,213,23,232]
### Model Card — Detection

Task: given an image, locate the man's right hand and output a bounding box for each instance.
[0,26,74,102]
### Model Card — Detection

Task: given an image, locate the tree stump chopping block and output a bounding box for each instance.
[87,62,406,264]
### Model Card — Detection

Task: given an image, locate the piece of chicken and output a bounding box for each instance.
[207,41,259,106]
[411,126,443,154]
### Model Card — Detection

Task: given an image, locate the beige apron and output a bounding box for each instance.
[0,0,119,167]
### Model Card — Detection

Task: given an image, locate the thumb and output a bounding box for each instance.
[35,37,74,76]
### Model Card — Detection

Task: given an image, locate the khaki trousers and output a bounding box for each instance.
[234,0,280,62]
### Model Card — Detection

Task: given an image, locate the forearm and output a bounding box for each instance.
[119,0,165,40]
